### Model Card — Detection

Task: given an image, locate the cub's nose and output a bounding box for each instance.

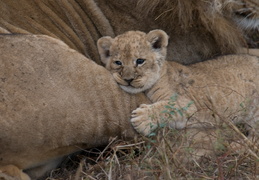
[124,78,134,84]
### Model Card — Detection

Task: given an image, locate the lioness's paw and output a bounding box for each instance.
[0,165,31,180]
[131,104,157,136]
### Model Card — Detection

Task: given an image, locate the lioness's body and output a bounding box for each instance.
[98,30,259,136]
[0,34,149,179]
[0,0,259,64]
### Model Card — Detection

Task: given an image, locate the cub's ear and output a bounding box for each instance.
[97,36,114,65]
[146,30,169,50]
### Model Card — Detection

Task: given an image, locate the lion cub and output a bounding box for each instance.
[97,30,259,137]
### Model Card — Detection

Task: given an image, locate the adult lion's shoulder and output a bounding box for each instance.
[0,34,149,179]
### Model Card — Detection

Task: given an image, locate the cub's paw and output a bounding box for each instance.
[130,104,158,136]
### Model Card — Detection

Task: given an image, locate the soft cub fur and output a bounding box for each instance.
[97,30,259,136]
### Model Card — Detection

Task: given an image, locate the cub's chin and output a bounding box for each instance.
[118,74,160,94]
[119,80,157,94]
[120,85,147,94]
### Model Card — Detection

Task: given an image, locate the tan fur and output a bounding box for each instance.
[99,30,259,137]
[0,0,258,65]
[0,34,150,179]
[0,165,30,180]
[1,0,259,178]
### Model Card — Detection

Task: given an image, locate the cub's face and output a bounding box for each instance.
[97,30,169,94]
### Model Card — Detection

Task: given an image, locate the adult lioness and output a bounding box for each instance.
[0,0,259,64]
[97,30,259,138]
[0,34,150,180]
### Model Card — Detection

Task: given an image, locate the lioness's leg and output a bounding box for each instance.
[24,157,63,180]
[0,165,30,180]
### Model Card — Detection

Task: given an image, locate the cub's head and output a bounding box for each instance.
[97,29,169,94]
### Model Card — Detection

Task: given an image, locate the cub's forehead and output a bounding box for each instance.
[111,31,150,52]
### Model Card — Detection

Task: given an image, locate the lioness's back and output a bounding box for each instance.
[0,34,149,175]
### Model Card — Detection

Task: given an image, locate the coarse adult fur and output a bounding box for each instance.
[98,30,259,139]
[0,0,259,64]
[0,34,150,180]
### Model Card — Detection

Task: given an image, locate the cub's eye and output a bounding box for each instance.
[136,59,145,65]
[114,61,122,66]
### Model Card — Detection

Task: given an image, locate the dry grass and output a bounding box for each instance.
[45,118,258,180]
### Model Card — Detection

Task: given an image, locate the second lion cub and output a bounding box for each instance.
[97,30,259,137]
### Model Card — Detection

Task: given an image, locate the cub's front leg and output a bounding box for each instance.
[130,101,175,136]
[131,103,162,136]
[131,98,196,136]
